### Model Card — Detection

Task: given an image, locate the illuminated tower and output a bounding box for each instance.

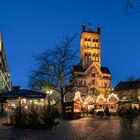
[0,32,12,92]
[80,24,101,69]
[65,23,111,102]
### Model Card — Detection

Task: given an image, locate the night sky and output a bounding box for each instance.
[0,0,140,88]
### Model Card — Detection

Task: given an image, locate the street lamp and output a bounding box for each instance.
[47,90,53,106]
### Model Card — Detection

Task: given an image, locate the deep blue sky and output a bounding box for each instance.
[0,0,140,88]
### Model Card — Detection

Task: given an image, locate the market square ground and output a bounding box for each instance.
[0,116,140,140]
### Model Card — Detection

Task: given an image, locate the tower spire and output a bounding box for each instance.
[97,24,100,34]
[82,23,86,31]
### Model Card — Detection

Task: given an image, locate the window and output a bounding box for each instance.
[104,82,107,87]
[88,38,91,41]
[77,74,83,77]
[96,56,99,62]
[96,39,98,42]
[79,80,83,86]
[84,81,86,86]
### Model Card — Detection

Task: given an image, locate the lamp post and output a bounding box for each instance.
[47,90,52,106]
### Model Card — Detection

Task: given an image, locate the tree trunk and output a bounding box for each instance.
[60,87,65,116]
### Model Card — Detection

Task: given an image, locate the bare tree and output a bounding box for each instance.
[124,0,140,15]
[28,34,78,113]
[127,76,136,81]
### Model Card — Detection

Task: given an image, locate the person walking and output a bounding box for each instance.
[126,106,135,128]
[91,107,95,117]
[104,105,110,118]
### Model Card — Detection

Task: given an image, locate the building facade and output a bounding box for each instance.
[0,32,12,92]
[65,24,111,101]
[115,80,140,101]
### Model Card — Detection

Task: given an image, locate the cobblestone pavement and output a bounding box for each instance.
[0,116,140,140]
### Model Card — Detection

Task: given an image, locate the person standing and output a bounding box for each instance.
[91,107,95,117]
[126,106,135,128]
[104,105,110,118]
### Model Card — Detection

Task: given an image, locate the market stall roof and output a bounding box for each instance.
[1,89,46,99]
[106,93,119,104]
[84,96,95,105]
[96,95,106,105]
[118,100,132,104]
[131,98,140,103]
[118,98,140,104]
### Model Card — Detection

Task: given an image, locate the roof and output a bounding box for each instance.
[83,29,99,34]
[115,80,140,91]
[1,89,46,99]
[73,64,111,74]
[101,67,111,74]
[73,64,85,72]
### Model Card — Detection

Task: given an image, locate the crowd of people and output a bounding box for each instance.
[81,105,111,118]
[81,105,139,129]
[118,106,139,128]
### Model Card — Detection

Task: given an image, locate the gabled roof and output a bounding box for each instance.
[73,64,111,75]
[84,62,102,76]
[101,67,111,74]
[73,64,85,72]
[115,80,140,91]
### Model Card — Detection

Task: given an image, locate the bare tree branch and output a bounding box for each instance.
[28,34,78,98]
[124,0,140,15]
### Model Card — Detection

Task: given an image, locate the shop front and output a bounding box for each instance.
[1,89,46,113]
[63,101,81,119]
[64,91,82,119]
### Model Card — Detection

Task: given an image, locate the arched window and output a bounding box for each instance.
[84,81,86,86]
[104,82,107,88]
[79,80,83,86]
[85,38,87,41]
[96,55,99,61]
[88,38,91,41]
[96,39,98,42]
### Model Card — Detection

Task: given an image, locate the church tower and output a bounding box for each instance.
[80,24,101,69]
[65,23,111,102]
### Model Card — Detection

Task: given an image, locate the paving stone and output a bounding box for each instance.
[0,116,140,140]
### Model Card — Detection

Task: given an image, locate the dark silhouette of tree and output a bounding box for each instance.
[127,76,136,81]
[124,0,140,15]
[28,34,78,113]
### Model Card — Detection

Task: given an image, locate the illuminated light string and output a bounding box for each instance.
[84,96,94,104]
[96,95,106,104]
[73,91,83,103]
[73,91,119,104]
[107,93,119,103]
